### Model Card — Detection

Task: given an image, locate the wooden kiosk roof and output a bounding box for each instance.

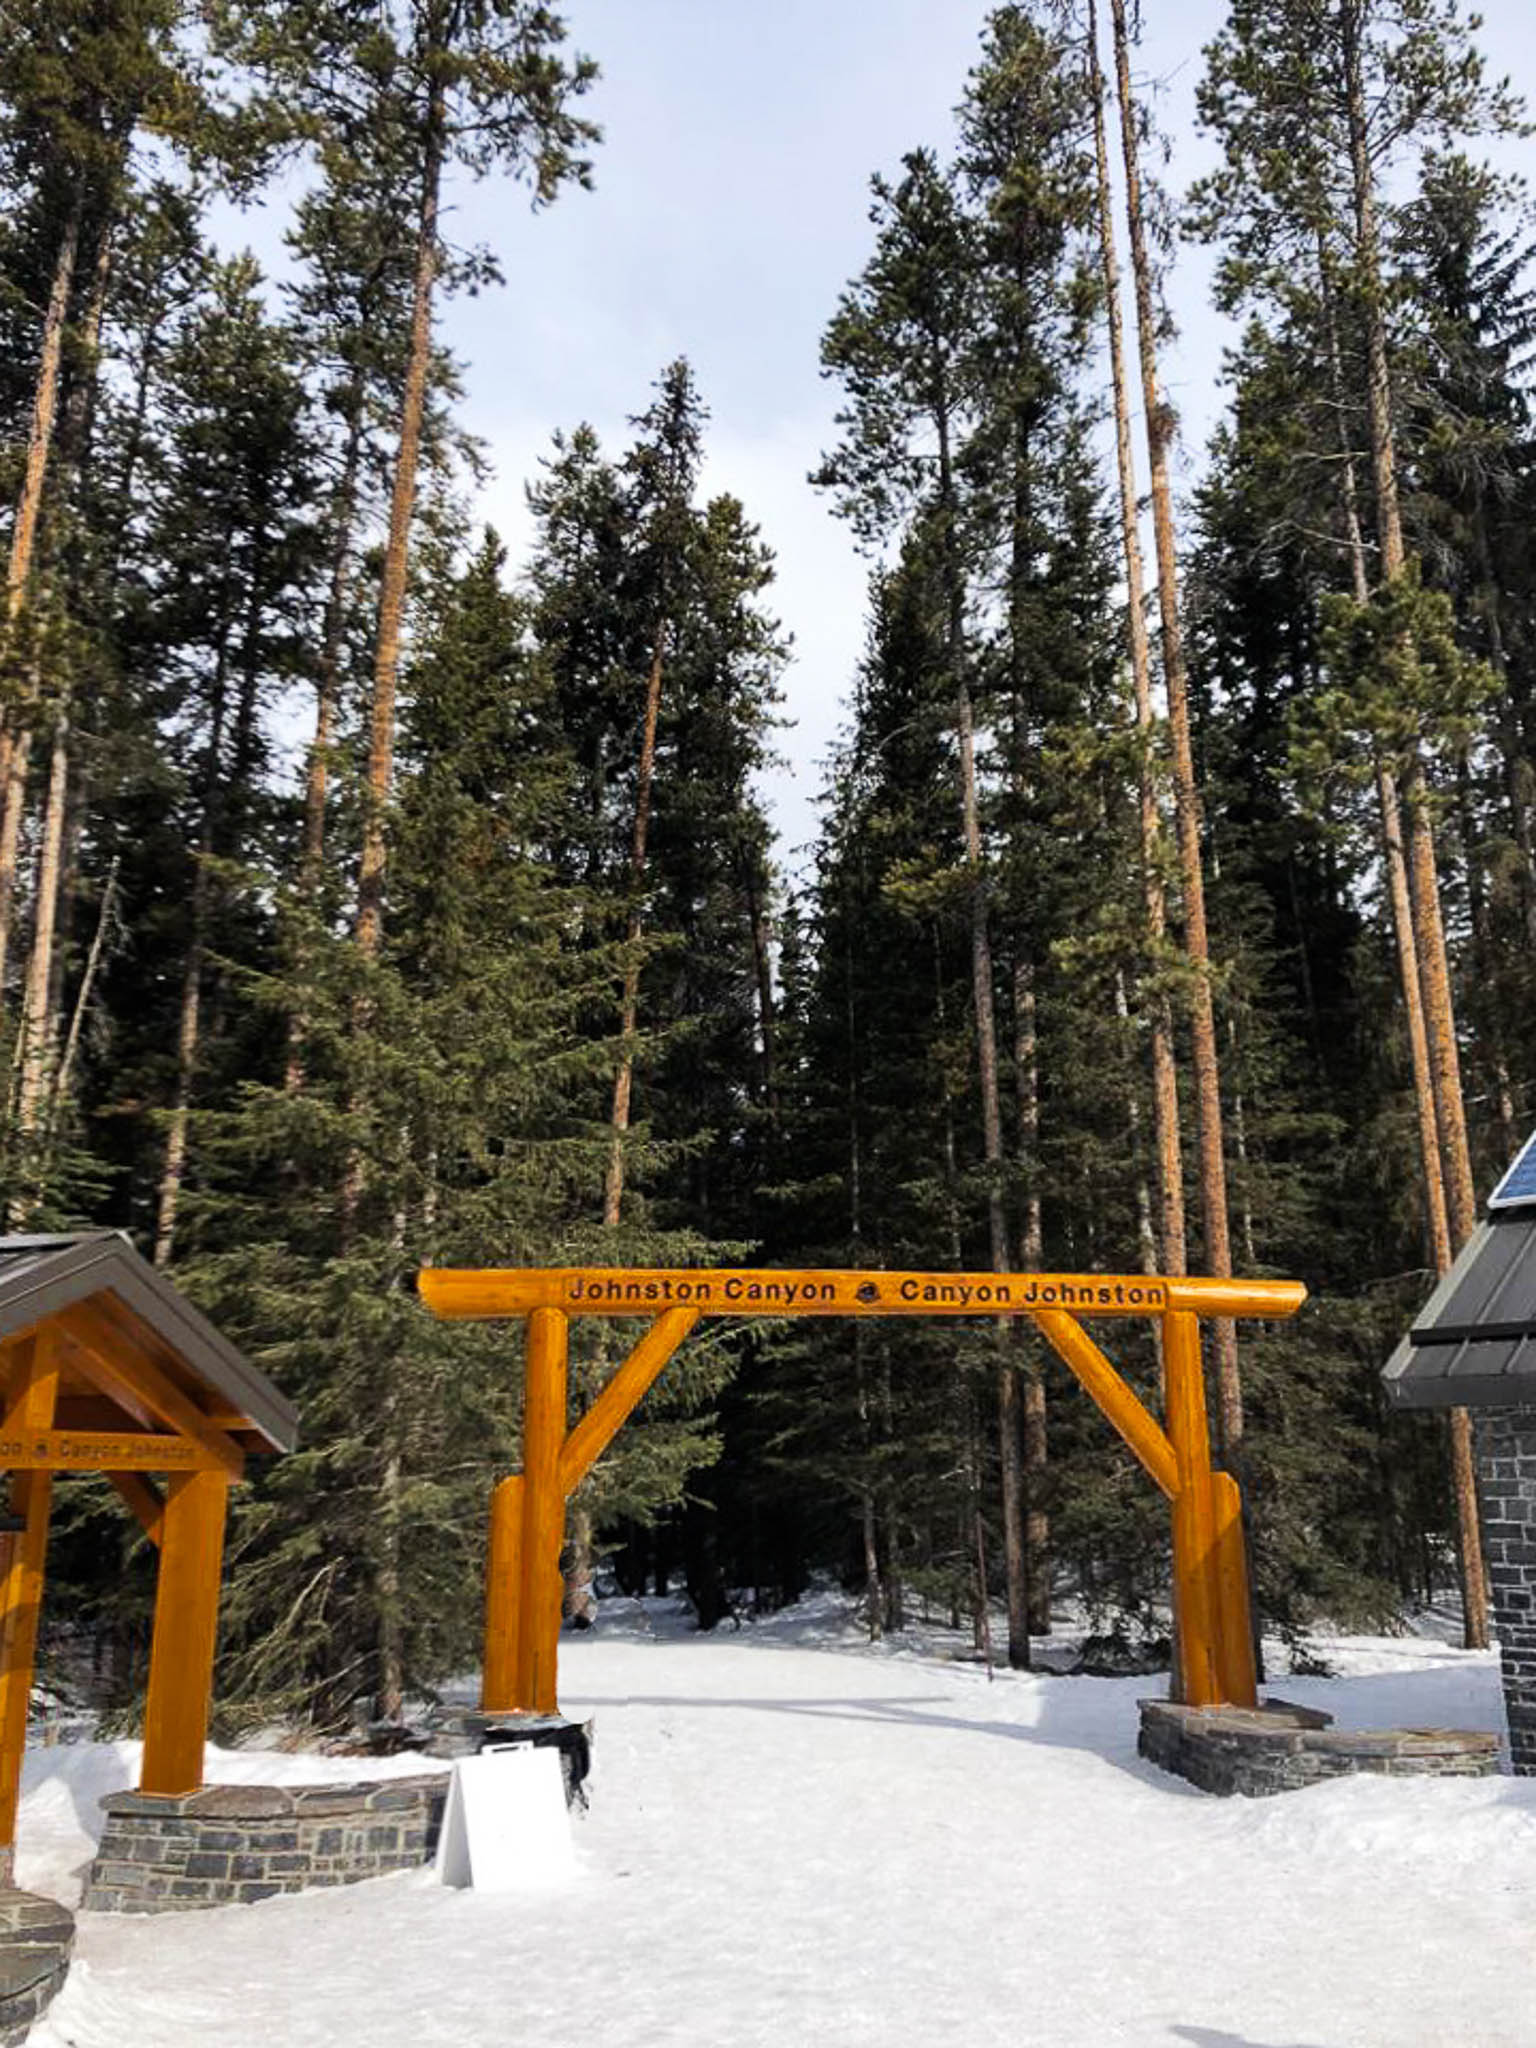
[0,1233,298,1454]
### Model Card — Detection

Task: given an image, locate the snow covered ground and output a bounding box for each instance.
[20,1595,1536,2048]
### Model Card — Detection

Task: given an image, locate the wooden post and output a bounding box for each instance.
[140,1470,230,1796]
[0,1332,60,1869]
[515,1308,568,1716]
[481,1474,523,1714]
[1163,1310,1223,1707]
[1210,1469,1258,1707]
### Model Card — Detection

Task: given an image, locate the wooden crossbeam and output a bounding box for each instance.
[421,1267,1306,1323]
[0,1432,226,1473]
[54,1399,255,1435]
[53,1306,244,1476]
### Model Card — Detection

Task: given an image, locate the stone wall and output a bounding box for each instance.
[1475,1407,1536,1774]
[0,1890,73,2046]
[82,1775,448,1915]
[1139,1700,1498,1796]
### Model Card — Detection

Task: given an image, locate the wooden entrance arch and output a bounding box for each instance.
[420,1266,1306,1718]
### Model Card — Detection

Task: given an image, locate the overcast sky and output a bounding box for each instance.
[318,0,1536,871]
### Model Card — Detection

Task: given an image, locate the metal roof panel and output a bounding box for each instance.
[0,1234,298,1452]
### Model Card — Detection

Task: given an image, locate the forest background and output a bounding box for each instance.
[1,0,1533,1729]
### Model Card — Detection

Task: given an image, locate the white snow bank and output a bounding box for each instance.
[21,1599,1536,2048]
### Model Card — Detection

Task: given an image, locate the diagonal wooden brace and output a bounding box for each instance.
[1030,1309,1178,1498]
[559,1307,702,1493]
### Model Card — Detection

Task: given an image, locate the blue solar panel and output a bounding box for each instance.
[1489,1129,1536,1212]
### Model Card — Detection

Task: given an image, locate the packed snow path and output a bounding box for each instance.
[22,1600,1536,2047]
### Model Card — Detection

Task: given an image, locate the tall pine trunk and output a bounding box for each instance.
[287,381,368,1088]
[1340,11,1488,1647]
[1006,406,1049,1641]
[936,388,1028,1670]
[153,617,232,1267]
[1013,953,1049,1635]
[1111,0,1239,1450]
[354,96,444,962]
[1087,0,1185,1284]
[303,387,366,890]
[9,713,68,1156]
[347,92,446,1711]
[7,212,112,1181]
[0,196,83,1000]
[49,854,117,1135]
[604,620,667,1227]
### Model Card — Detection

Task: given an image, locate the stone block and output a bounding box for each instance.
[184,1786,293,1821]
[1139,1699,1498,1798]
[85,1775,451,1913]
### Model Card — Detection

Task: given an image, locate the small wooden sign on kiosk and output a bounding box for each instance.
[0,1233,297,1875]
[419,1264,1306,1721]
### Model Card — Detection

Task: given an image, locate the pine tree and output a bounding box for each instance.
[1108,0,1243,1457]
[132,258,319,1264]
[1192,0,1525,1644]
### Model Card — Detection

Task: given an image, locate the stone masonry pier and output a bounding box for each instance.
[1139,1699,1498,1796]
[82,1775,449,1914]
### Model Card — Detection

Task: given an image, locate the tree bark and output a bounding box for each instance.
[9,713,69,1168]
[0,196,84,1000]
[1013,953,1049,1636]
[286,391,367,1095]
[1339,9,1488,1648]
[604,621,667,1227]
[1111,0,1238,1450]
[744,850,778,1124]
[938,378,1027,1665]
[48,854,117,1130]
[303,386,366,891]
[354,94,444,961]
[153,615,232,1268]
[1087,0,1185,1283]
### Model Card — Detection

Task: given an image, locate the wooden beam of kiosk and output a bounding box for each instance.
[0,1432,228,1473]
[110,1473,165,1546]
[560,1307,702,1493]
[1030,1309,1179,1499]
[53,1307,246,1475]
[420,1268,1306,1323]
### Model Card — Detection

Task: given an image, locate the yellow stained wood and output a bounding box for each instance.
[0,1430,229,1473]
[559,1307,702,1493]
[108,1473,165,1547]
[53,1305,244,1474]
[481,1475,523,1715]
[0,1330,60,1851]
[140,1470,230,1796]
[1163,1311,1222,1708]
[515,1310,568,1717]
[1030,1310,1178,1499]
[1211,1471,1258,1708]
[440,1261,1306,1725]
[420,1267,1306,1323]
